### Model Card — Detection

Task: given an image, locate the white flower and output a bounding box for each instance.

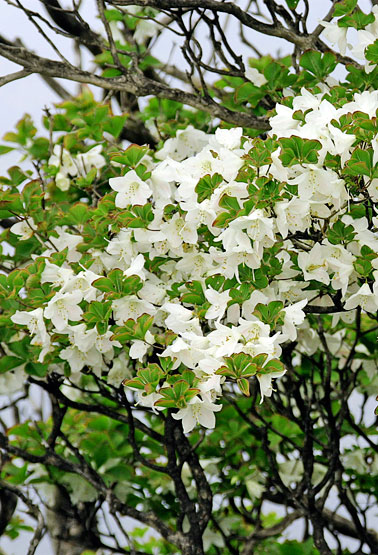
[124,254,146,280]
[207,322,241,358]
[129,330,154,361]
[342,215,378,251]
[46,227,82,262]
[289,167,347,206]
[275,198,311,238]
[156,125,209,161]
[344,284,378,313]
[44,290,83,330]
[76,145,106,174]
[244,64,267,87]
[163,303,202,335]
[109,170,152,208]
[204,288,231,320]
[160,213,198,248]
[269,105,299,137]
[41,261,74,288]
[297,244,330,285]
[55,172,71,191]
[11,307,47,339]
[0,365,26,394]
[165,333,209,368]
[60,344,103,373]
[351,29,376,61]
[112,296,156,325]
[319,21,348,56]
[256,368,286,403]
[134,19,158,44]
[107,352,131,386]
[10,217,36,240]
[11,308,51,361]
[172,397,222,433]
[49,145,77,175]
[61,270,99,302]
[281,299,307,341]
[106,230,136,267]
[214,127,243,150]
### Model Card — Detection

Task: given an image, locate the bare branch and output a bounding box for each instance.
[0,68,32,87]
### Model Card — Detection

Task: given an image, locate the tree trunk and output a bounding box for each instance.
[46,486,99,555]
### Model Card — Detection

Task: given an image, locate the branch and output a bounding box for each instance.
[40,0,103,55]
[0,69,32,87]
[0,42,270,129]
[110,0,317,50]
[0,480,45,555]
[242,510,302,555]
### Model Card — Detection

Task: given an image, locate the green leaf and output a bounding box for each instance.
[181,281,205,306]
[195,173,223,203]
[63,203,90,225]
[25,362,48,377]
[343,148,375,178]
[93,269,142,298]
[116,204,154,229]
[76,168,97,187]
[260,359,285,374]
[111,144,148,167]
[154,380,200,409]
[83,301,113,331]
[28,137,50,160]
[8,166,31,186]
[327,220,356,244]
[103,115,127,138]
[0,145,14,155]
[92,276,114,293]
[333,0,358,17]
[212,211,237,228]
[0,355,23,374]
[102,68,122,78]
[112,313,154,343]
[216,353,263,379]
[104,8,124,21]
[237,378,250,397]
[246,137,275,167]
[238,266,269,289]
[285,0,299,9]
[235,83,265,107]
[354,258,372,277]
[279,136,322,166]
[338,9,375,30]
[218,194,240,211]
[254,301,284,326]
[365,39,378,64]
[300,51,337,81]
[124,364,164,394]
[205,274,225,292]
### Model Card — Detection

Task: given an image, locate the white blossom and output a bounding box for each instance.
[110,170,152,207]
[172,397,222,433]
[44,290,83,330]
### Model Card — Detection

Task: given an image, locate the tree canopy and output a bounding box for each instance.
[0,1,377,554]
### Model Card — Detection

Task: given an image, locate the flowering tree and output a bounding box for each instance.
[0,1,378,554]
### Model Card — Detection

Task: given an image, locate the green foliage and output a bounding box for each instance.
[195,173,223,202]
[300,51,338,81]
[279,136,322,166]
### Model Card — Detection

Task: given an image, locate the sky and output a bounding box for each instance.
[0,1,375,553]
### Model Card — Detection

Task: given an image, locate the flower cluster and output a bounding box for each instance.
[6,83,378,433]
